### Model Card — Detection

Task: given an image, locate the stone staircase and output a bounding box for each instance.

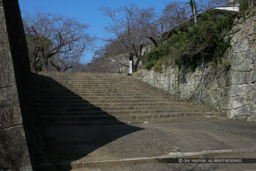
[31,72,222,126]
[30,72,226,171]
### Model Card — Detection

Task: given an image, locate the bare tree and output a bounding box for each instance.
[158,0,229,32]
[84,47,121,73]
[197,0,228,11]
[149,1,191,47]
[23,11,94,72]
[159,1,190,32]
[100,5,155,72]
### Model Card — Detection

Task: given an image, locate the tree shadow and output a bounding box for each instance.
[31,73,143,171]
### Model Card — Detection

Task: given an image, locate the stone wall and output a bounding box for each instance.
[0,0,33,170]
[134,9,256,122]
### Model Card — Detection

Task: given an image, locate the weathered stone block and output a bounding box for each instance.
[164,75,170,91]
[230,84,251,97]
[180,85,194,99]
[205,95,218,109]
[248,21,255,35]
[235,59,254,72]
[0,87,23,129]
[232,96,249,109]
[218,96,231,110]
[247,70,256,83]
[236,105,251,116]
[239,36,250,51]
[251,50,256,61]
[249,32,256,41]
[247,111,256,122]
[228,109,238,119]
[0,43,16,88]
[0,6,8,43]
[217,74,230,87]
[210,88,223,100]
[222,87,230,97]
[230,52,246,66]
[204,73,217,89]
[186,72,201,87]
[231,71,248,85]
[231,30,241,44]
[0,127,32,171]
[247,90,256,103]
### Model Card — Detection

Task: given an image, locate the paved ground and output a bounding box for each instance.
[37,118,256,171]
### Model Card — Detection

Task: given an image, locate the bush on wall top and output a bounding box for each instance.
[145,10,237,70]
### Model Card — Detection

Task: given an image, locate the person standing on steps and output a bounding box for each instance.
[128,53,133,75]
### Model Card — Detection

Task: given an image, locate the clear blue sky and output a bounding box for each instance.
[18,0,184,64]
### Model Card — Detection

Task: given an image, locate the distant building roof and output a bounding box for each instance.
[214,6,239,12]
[214,0,240,12]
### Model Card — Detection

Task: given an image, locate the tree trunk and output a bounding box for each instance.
[133,58,140,72]
[50,60,61,71]
[190,0,197,26]
[42,57,48,72]
[248,0,254,8]
[31,59,37,72]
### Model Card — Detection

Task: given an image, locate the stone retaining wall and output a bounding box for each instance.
[134,10,256,122]
[0,0,33,170]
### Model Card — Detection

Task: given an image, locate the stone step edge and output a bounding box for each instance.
[33,112,221,118]
[33,109,210,114]
[33,116,227,126]
[35,149,233,171]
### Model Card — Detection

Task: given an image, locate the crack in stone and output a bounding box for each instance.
[0,85,16,89]
[0,124,23,131]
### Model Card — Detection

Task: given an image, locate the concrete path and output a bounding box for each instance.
[37,118,256,171]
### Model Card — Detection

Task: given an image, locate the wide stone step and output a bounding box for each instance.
[34,97,178,102]
[33,105,208,112]
[32,91,168,95]
[33,108,209,117]
[33,98,185,104]
[34,111,219,119]
[33,92,168,96]
[32,100,205,108]
[33,103,199,110]
[32,87,158,92]
[32,101,202,106]
[33,113,221,126]
[33,104,209,113]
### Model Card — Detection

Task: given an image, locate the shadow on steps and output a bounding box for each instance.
[31,73,143,171]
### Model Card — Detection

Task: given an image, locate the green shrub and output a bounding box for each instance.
[146,43,170,70]
[239,0,256,11]
[239,0,249,11]
[145,11,237,70]
[36,64,42,71]
[222,60,231,71]
[153,64,163,72]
